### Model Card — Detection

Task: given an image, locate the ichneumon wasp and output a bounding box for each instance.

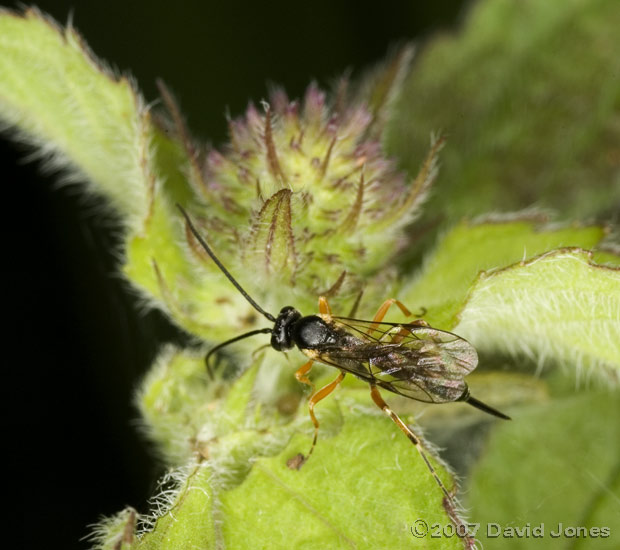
[178,205,509,529]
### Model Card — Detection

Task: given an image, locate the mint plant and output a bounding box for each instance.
[1,1,618,548]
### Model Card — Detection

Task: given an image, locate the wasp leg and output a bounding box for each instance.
[294,359,315,394]
[387,326,412,345]
[369,383,454,503]
[368,384,476,546]
[287,359,316,471]
[318,296,333,318]
[305,372,346,459]
[387,318,432,345]
[366,298,412,336]
[412,306,428,318]
[322,290,365,319]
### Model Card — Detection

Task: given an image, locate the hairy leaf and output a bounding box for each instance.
[457,248,620,379]
[0,8,150,224]
[400,219,606,329]
[137,351,467,549]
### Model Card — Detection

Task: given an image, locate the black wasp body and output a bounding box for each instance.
[272,307,353,352]
[268,303,500,413]
[271,307,322,351]
[177,204,509,517]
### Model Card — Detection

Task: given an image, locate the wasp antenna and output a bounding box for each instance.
[176,205,277,323]
[205,327,273,378]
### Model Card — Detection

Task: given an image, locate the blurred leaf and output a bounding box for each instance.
[0,8,199,322]
[388,0,620,221]
[467,388,620,549]
[592,248,620,267]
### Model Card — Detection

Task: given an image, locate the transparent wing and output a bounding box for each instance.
[316,318,478,403]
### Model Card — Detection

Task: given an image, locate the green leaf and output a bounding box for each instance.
[136,349,468,548]
[0,10,258,338]
[0,8,152,224]
[139,381,465,549]
[400,219,606,329]
[137,463,216,550]
[388,0,620,221]
[401,220,618,378]
[457,248,620,378]
[4,5,618,550]
[593,248,620,267]
[90,508,138,550]
[0,8,195,237]
[137,347,215,465]
[467,387,620,549]
[218,411,463,550]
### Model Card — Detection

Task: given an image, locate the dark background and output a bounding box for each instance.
[3,1,469,548]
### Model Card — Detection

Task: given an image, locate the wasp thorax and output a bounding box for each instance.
[271,306,303,351]
[291,316,337,350]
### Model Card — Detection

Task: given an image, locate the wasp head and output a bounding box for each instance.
[271,306,303,351]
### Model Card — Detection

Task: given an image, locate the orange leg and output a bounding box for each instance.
[388,325,412,345]
[369,385,454,501]
[305,372,346,459]
[384,320,431,345]
[366,298,412,336]
[368,384,475,547]
[318,295,332,317]
[321,290,365,318]
[294,359,315,394]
